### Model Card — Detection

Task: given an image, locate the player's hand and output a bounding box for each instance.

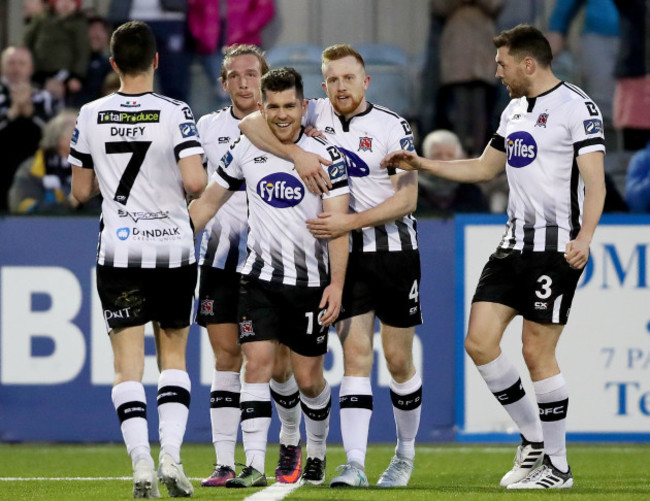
[291,148,332,195]
[380,150,421,171]
[304,125,325,138]
[306,212,350,239]
[319,284,343,326]
[564,238,589,270]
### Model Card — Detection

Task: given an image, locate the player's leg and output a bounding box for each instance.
[330,311,374,488]
[292,350,330,485]
[98,265,159,498]
[271,343,303,484]
[373,250,423,487]
[196,267,243,486]
[153,265,197,497]
[226,339,275,488]
[466,301,545,486]
[468,251,545,486]
[110,325,160,499]
[377,324,420,487]
[201,322,241,485]
[506,320,573,489]
[156,325,193,497]
[507,250,582,489]
[226,278,278,488]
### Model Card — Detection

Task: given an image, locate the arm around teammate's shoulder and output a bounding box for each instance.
[381,143,506,183]
[179,154,207,201]
[239,110,332,194]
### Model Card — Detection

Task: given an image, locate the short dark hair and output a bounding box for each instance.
[493,24,553,68]
[110,21,156,74]
[261,67,304,101]
[220,44,269,81]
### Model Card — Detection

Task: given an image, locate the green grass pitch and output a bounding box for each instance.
[1,443,649,500]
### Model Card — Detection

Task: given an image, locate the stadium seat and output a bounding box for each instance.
[354,43,411,117]
[265,44,325,99]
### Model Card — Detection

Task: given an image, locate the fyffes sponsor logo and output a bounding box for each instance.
[257,173,304,208]
[506,131,537,168]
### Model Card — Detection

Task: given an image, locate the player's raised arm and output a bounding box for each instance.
[239,110,332,194]
[382,143,507,184]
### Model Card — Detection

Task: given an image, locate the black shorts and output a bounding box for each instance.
[237,276,329,357]
[96,264,197,331]
[472,248,584,325]
[338,249,423,328]
[196,266,241,326]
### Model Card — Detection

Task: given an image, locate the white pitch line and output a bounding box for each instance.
[242,481,302,501]
[0,477,133,481]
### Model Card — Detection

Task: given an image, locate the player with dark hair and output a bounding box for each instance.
[195,44,303,487]
[70,20,206,499]
[190,67,350,488]
[239,43,423,489]
[383,24,606,489]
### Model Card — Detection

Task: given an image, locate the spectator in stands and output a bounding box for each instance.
[625,141,650,213]
[23,0,46,24]
[187,0,275,108]
[108,0,191,102]
[0,46,57,212]
[8,109,99,214]
[72,16,112,107]
[23,0,90,104]
[546,0,619,126]
[612,0,650,151]
[417,129,488,214]
[432,0,503,156]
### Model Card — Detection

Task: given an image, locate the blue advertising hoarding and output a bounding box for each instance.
[0,216,456,443]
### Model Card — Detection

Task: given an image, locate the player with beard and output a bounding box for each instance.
[382,24,606,489]
[239,44,423,489]
[195,44,304,488]
[190,67,350,488]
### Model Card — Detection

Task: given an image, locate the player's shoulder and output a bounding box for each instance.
[367,102,405,122]
[197,106,235,130]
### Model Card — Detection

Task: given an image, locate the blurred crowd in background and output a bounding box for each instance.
[1,0,648,217]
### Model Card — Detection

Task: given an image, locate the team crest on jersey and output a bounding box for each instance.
[200,299,214,316]
[583,119,603,135]
[240,319,255,337]
[535,113,549,127]
[116,227,130,240]
[179,122,198,138]
[358,137,373,152]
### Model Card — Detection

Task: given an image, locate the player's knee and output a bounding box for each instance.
[215,351,243,372]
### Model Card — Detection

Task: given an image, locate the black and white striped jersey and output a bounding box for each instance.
[68,91,204,268]
[304,99,418,253]
[214,130,349,287]
[196,106,248,272]
[490,82,606,253]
